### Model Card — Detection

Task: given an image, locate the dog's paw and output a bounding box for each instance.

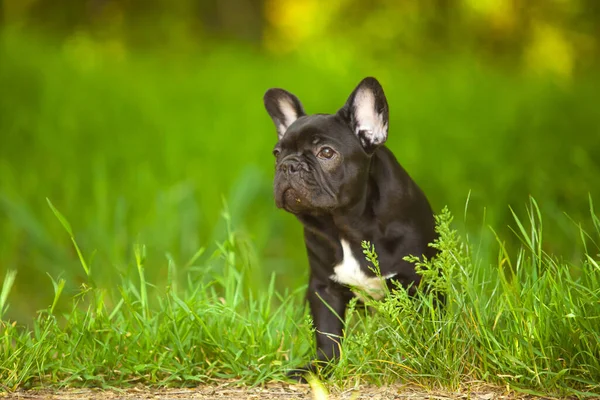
[286,361,332,383]
[286,367,310,383]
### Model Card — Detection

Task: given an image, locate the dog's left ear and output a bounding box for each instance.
[264,88,306,140]
[338,77,389,153]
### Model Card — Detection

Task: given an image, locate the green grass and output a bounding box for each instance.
[0,203,309,389]
[1,200,599,396]
[2,30,600,322]
[1,30,600,396]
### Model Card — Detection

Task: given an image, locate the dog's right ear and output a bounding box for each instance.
[264,88,306,140]
[338,77,389,154]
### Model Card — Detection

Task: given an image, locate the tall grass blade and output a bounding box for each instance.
[134,243,149,320]
[46,198,91,278]
[0,270,17,319]
[46,273,65,315]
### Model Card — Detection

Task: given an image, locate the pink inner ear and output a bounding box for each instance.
[353,89,388,145]
[279,97,300,129]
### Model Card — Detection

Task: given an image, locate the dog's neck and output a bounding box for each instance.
[330,181,376,237]
[295,182,373,243]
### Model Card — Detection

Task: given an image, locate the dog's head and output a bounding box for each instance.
[264,77,389,214]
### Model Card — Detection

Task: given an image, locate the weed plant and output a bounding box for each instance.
[1,199,598,397]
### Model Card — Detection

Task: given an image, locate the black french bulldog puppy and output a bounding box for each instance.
[263,77,437,379]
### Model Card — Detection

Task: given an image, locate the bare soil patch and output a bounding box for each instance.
[2,383,565,400]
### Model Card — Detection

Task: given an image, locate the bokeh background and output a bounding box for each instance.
[1,0,599,323]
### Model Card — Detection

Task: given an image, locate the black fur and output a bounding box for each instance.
[263,77,437,380]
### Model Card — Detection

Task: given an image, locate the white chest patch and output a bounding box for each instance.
[330,239,395,301]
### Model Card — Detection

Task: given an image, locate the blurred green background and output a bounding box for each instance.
[1,0,599,323]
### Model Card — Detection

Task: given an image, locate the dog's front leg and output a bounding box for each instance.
[309,278,349,363]
[288,275,351,381]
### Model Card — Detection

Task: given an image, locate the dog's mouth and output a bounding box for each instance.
[274,168,338,214]
[283,188,302,205]
[276,187,308,213]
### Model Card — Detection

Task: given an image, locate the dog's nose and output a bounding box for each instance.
[281,160,297,174]
[280,159,305,175]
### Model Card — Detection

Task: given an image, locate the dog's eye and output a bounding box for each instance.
[273,149,281,158]
[317,147,335,159]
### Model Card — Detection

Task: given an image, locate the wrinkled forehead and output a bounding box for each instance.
[280,114,350,147]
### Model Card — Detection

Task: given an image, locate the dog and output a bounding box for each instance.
[263,77,438,379]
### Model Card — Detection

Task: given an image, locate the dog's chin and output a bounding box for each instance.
[277,188,312,214]
[276,188,338,215]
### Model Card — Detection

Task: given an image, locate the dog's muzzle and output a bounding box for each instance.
[279,156,309,176]
[274,156,314,212]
